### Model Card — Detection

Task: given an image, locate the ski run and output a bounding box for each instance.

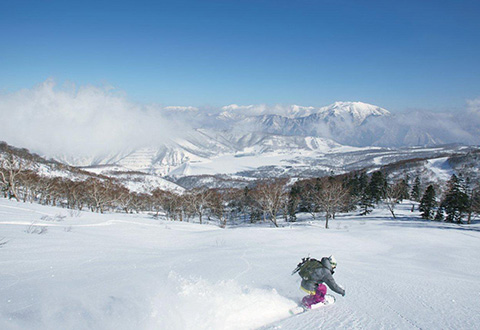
[1,198,479,329]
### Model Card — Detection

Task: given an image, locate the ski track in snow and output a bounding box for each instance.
[234,244,252,281]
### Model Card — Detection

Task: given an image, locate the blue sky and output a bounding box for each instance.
[1,0,479,112]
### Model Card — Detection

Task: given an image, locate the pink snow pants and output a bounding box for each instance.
[302,283,327,309]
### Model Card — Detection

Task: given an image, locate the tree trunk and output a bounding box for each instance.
[390,209,396,219]
[270,215,279,228]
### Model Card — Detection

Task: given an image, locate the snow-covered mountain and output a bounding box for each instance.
[218,101,389,122]
[314,101,390,124]
[46,101,480,179]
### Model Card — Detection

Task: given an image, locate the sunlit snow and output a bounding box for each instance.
[1,199,479,329]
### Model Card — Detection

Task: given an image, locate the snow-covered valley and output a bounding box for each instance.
[1,198,479,329]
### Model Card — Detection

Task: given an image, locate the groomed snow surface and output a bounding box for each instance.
[1,199,479,330]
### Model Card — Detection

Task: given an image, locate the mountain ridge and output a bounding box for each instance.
[41,101,480,177]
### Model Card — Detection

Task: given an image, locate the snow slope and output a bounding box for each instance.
[1,199,479,329]
[82,165,185,193]
[424,157,455,182]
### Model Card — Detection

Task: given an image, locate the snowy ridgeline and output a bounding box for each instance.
[1,198,479,330]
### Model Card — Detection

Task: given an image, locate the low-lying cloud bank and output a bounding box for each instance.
[0,80,178,158]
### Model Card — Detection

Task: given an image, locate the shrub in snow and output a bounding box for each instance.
[40,214,66,222]
[25,222,48,234]
[0,237,8,247]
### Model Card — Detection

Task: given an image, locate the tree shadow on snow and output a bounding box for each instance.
[382,220,480,233]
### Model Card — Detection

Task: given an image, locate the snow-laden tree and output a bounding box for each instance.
[441,174,469,223]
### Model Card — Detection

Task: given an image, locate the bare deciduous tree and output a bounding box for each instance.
[206,189,228,227]
[315,179,350,229]
[384,181,406,219]
[0,154,28,200]
[84,178,125,213]
[152,189,184,221]
[18,170,40,203]
[251,179,288,227]
[185,188,216,224]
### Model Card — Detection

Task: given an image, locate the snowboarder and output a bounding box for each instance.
[293,255,345,309]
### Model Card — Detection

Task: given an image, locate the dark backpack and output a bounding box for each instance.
[292,257,323,280]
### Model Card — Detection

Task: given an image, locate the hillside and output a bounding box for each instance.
[0,142,184,195]
[3,139,479,194]
[1,198,479,329]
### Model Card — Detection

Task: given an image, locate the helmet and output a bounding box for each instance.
[329,255,337,269]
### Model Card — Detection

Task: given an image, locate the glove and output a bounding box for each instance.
[342,290,345,297]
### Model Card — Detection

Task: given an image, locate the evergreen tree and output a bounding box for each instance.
[434,206,444,221]
[442,174,469,223]
[368,171,386,203]
[463,176,476,224]
[353,171,372,215]
[341,174,359,212]
[348,171,368,199]
[358,172,368,194]
[411,176,421,201]
[471,185,480,222]
[359,185,374,215]
[419,185,436,220]
[347,172,361,197]
[287,184,302,222]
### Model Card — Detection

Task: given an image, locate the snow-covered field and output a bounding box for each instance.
[1,198,479,330]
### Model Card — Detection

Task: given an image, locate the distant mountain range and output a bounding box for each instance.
[46,101,479,179]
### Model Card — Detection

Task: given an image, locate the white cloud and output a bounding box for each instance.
[467,97,480,114]
[0,79,177,158]
[220,104,317,118]
[163,106,199,112]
